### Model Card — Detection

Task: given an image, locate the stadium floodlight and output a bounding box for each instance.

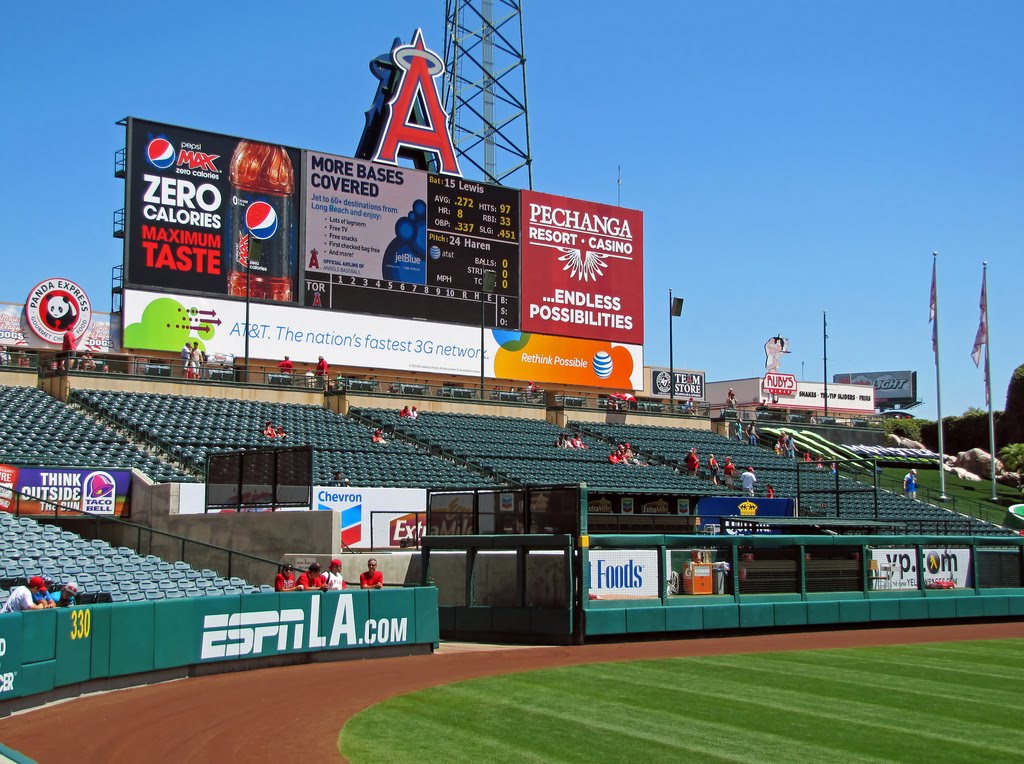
[669,290,684,410]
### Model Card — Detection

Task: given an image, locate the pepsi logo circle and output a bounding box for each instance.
[593,351,613,379]
[146,138,176,169]
[24,278,93,346]
[245,201,278,240]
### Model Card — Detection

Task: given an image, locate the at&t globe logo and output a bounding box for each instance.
[593,351,613,379]
[24,278,93,346]
[145,137,176,169]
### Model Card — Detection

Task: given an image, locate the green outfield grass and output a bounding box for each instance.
[340,639,1024,763]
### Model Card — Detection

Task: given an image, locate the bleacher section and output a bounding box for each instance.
[0,511,262,607]
[353,408,720,493]
[72,389,496,489]
[572,420,1011,535]
[0,385,192,483]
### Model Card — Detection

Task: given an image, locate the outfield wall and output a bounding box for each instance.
[583,534,1024,638]
[0,588,438,716]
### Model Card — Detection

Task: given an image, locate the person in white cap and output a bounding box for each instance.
[903,468,918,500]
[55,581,79,608]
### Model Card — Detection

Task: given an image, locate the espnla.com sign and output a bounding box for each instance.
[199,592,410,661]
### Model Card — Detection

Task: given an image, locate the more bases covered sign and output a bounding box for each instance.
[0,465,131,516]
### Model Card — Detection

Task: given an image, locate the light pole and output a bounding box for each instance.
[668,290,683,411]
[243,259,251,382]
[822,311,828,420]
[480,270,496,399]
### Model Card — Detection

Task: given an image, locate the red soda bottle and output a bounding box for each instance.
[226,141,295,301]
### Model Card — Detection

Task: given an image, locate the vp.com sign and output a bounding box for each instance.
[588,550,660,597]
[870,547,972,590]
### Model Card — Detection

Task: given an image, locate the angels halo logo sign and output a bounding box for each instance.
[24,278,93,345]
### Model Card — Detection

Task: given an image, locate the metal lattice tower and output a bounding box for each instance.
[443,0,533,188]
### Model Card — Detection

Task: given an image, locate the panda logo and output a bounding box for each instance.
[24,278,92,345]
[43,294,78,332]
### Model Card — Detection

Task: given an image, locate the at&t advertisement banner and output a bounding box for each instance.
[0,465,131,516]
[122,289,643,389]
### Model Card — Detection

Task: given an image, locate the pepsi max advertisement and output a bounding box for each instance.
[0,464,131,516]
[124,118,302,300]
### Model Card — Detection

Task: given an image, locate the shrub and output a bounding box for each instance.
[999,443,1024,474]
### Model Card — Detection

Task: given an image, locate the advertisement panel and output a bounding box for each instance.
[587,549,660,597]
[315,486,426,550]
[125,118,302,301]
[122,288,642,389]
[0,465,131,516]
[520,190,644,344]
[0,303,120,353]
[833,371,917,405]
[648,368,705,400]
[694,497,796,534]
[869,547,972,590]
[303,153,521,329]
[762,380,875,414]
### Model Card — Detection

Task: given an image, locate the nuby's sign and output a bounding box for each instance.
[762,373,797,396]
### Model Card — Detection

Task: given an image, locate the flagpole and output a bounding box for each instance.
[931,252,949,501]
[982,262,997,501]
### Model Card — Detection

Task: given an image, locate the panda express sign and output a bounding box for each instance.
[24,278,93,345]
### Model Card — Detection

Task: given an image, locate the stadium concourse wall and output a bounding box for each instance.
[0,587,438,716]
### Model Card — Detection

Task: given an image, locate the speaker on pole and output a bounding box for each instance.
[671,297,684,317]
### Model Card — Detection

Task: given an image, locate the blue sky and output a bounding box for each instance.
[2,1,1019,415]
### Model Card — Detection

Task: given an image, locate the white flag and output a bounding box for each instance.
[971,273,987,367]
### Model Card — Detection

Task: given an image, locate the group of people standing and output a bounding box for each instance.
[181,341,207,379]
[274,559,384,592]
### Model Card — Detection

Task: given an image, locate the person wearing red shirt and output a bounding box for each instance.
[62,329,77,370]
[263,420,277,439]
[297,562,327,591]
[685,448,700,476]
[360,559,384,589]
[274,564,297,592]
[315,356,329,388]
[707,454,720,485]
[767,485,776,499]
[278,356,293,374]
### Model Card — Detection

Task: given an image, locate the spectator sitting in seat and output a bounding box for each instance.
[725,388,737,410]
[263,421,277,438]
[409,406,418,420]
[274,564,297,592]
[608,448,623,464]
[399,405,411,418]
[80,352,96,372]
[621,444,643,466]
[54,581,79,608]
[324,559,346,590]
[275,425,288,440]
[360,559,384,589]
[570,433,587,449]
[766,484,775,499]
[371,428,387,444]
[331,471,351,487]
[297,562,327,591]
[685,447,700,476]
[1,576,54,612]
[803,451,812,463]
[682,397,695,414]
[0,346,9,365]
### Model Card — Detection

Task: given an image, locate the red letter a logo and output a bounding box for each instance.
[371,29,462,177]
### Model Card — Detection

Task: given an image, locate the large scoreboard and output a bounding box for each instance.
[122,118,642,341]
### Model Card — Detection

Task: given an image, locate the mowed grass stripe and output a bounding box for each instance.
[614,658,1024,758]
[340,639,1024,764]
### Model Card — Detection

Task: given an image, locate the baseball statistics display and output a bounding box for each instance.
[122,118,642,337]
